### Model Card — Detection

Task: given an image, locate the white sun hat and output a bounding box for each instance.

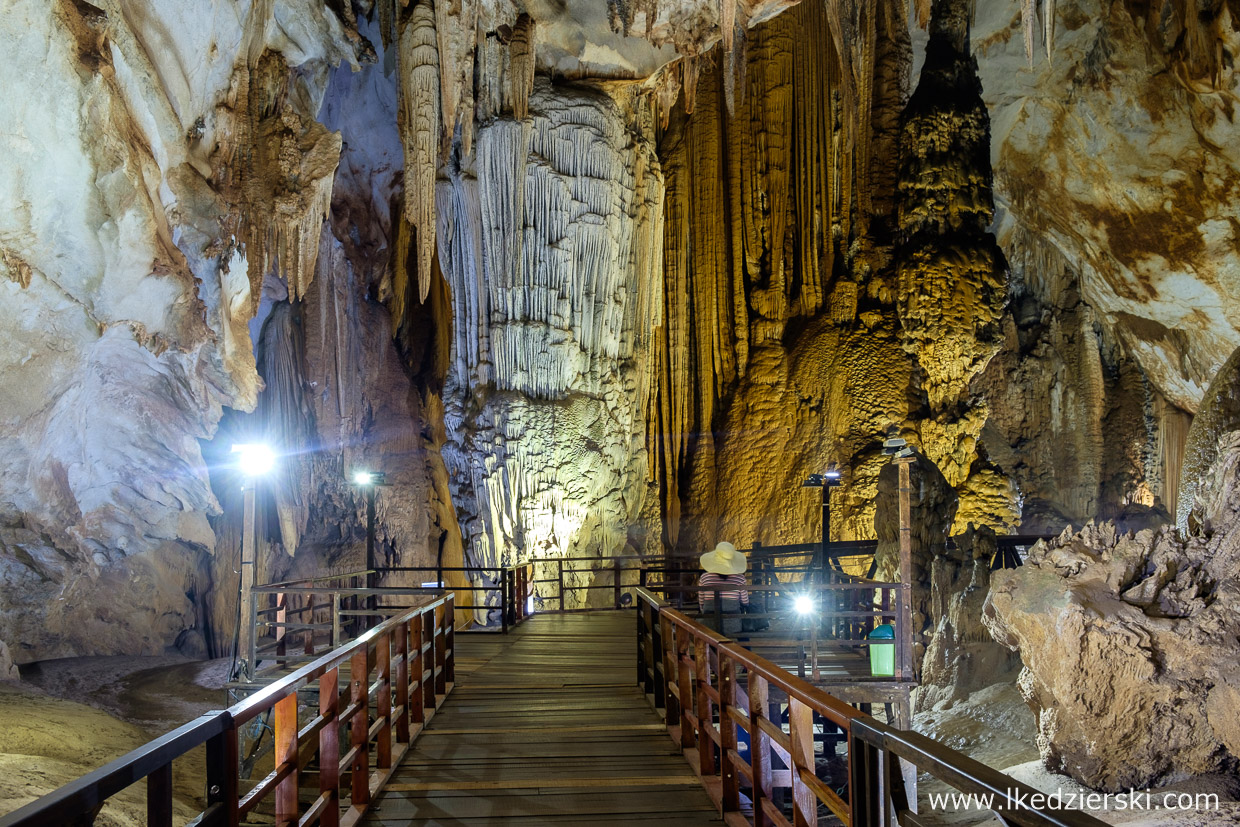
[700,541,747,575]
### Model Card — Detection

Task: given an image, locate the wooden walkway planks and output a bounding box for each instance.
[360,612,722,826]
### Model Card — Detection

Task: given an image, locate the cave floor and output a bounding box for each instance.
[360,611,723,826]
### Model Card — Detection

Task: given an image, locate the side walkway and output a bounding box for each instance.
[360,611,722,826]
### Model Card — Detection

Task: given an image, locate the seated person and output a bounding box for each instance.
[698,541,748,633]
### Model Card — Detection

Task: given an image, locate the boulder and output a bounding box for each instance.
[985,518,1240,790]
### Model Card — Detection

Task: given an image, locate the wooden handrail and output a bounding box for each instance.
[634,588,1107,827]
[0,593,456,827]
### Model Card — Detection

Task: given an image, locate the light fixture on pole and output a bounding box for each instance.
[231,443,276,682]
[802,466,844,583]
[350,471,387,614]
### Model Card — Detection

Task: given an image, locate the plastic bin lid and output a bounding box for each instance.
[868,623,895,639]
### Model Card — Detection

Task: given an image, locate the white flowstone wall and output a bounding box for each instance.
[437,81,664,601]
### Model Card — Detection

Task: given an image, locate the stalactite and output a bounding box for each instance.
[435,0,479,156]
[377,0,397,52]
[1021,0,1036,65]
[720,0,735,51]
[398,1,441,304]
[656,65,682,129]
[682,56,701,115]
[508,14,536,121]
[239,49,342,305]
[1043,0,1054,60]
[915,0,932,28]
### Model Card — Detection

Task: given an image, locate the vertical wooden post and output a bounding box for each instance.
[394,621,410,744]
[434,603,448,695]
[146,763,173,827]
[896,456,915,683]
[331,596,341,649]
[410,611,425,724]
[613,559,622,608]
[749,674,771,827]
[636,599,648,690]
[720,653,740,813]
[695,637,715,775]
[445,595,456,685]
[205,726,239,827]
[305,593,316,655]
[274,692,299,823]
[376,632,392,769]
[789,698,817,827]
[651,606,665,711]
[422,611,435,709]
[501,568,510,634]
[676,625,693,750]
[319,667,341,827]
[238,485,257,681]
[350,648,370,811]
[658,614,674,720]
[557,559,565,611]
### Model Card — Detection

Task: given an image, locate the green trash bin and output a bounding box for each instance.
[868,624,895,677]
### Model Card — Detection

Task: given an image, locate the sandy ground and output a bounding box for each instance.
[0,656,231,825]
[913,682,1240,825]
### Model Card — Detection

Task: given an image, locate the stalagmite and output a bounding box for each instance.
[399,2,441,304]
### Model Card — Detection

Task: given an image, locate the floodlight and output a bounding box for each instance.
[353,471,374,485]
[527,594,536,614]
[232,443,275,477]
[794,595,815,615]
[824,468,842,480]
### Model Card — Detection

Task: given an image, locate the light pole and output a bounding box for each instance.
[802,468,843,583]
[351,471,386,620]
[232,442,276,682]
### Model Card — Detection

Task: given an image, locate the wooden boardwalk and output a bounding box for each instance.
[360,612,722,826]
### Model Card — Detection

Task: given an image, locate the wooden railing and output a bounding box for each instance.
[0,593,455,827]
[636,588,1105,827]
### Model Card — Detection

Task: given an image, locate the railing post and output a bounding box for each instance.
[557,559,565,611]
[349,648,370,811]
[205,724,239,827]
[422,610,436,710]
[331,596,341,649]
[676,625,693,750]
[410,610,425,724]
[395,620,410,745]
[501,567,510,634]
[319,667,341,827]
[275,592,287,659]
[445,594,456,684]
[636,599,648,690]
[749,674,771,827]
[789,697,817,827]
[377,631,392,769]
[660,613,677,723]
[613,559,622,608]
[720,651,740,814]
[146,762,172,827]
[651,607,665,711]
[274,692,299,824]
[695,637,715,776]
[434,603,448,695]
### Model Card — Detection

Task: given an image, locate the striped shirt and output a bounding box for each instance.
[698,572,749,606]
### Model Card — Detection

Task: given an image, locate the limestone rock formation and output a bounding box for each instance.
[917,526,1022,712]
[971,0,1240,415]
[985,518,1240,790]
[1179,346,1240,533]
[436,81,664,608]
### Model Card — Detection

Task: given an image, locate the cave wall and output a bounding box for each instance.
[972,0,1240,450]
[0,0,354,665]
